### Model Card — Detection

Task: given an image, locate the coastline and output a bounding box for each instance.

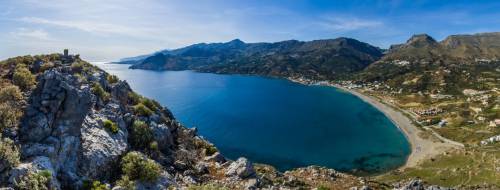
[330,85,460,169]
[101,64,458,170]
[287,77,461,170]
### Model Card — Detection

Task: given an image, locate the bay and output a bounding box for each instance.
[94,62,410,174]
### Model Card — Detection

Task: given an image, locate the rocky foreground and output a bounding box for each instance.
[0,54,454,189]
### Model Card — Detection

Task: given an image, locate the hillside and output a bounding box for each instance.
[359,32,500,94]
[125,38,383,80]
[0,53,459,189]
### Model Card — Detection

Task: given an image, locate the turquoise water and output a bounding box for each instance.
[94,63,410,174]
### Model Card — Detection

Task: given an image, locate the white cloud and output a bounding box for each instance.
[19,17,157,38]
[10,28,51,40]
[319,17,383,31]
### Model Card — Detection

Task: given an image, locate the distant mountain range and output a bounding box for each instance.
[117,32,500,86]
[120,38,383,80]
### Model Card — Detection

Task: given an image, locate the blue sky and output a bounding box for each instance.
[1,0,500,61]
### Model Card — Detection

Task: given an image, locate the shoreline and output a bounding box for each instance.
[330,85,437,169]
[287,78,461,170]
[101,64,458,171]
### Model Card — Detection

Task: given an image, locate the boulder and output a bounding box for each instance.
[225,157,255,179]
[111,81,131,105]
[204,152,226,163]
[79,112,128,180]
[150,123,174,152]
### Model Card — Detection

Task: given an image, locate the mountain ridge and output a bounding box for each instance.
[124,37,384,80]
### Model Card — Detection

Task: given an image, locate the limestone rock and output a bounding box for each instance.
[225,157,255,179]
[150,123,174,152]
[79,112,128,180]
[204,152,226,163]
[134,171,174,190]
[8,156,61,189]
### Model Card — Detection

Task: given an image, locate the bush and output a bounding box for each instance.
[6,56,35,66]
[317,185,330,190]
[71,61,91,73]
[187,184,229,190]
[127,92,142,105]
[195,140,218,156]
[39,62,55,73]
[133,103,153,116]
[0,137,20,172]
[0,103,22,130]
[83,180,109,190]
[130,120,153,149]
[205,146,218,156]
[0,85,23,130]
[141,98,159,112]
[14,170,52,190]
[115,175,135,190]
[0,85,23,103]
[106,74,119,84]
[12,64,36,91]
[103,119,119,134]
[121,151,161,182]
[91,82,110,101]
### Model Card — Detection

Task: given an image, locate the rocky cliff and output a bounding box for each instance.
[0,54,451,189]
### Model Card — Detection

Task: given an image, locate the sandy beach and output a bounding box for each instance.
[332,85,463,169]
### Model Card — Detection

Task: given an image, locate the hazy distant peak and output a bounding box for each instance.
[228,39,245,44]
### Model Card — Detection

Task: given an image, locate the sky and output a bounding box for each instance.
[1,0,500,62]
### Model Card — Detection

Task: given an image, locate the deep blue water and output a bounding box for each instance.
[94,63,410,174]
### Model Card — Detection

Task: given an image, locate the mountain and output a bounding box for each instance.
[381,32,500,63]
[359,32,500,94]
[126,38,384,80]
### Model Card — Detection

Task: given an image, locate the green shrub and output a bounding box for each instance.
[0,85,23,103]
[149,141,159,152]
[83,180,109,190]
[39,62,55,73]
[103,119,119,134]
[205,146,218,156]
[71,61,91,73]
[141,98,159,111]
[0,85,23,130]
[6,56,35,66]
[14,170,52,190]
[133,103,153,116]
[91,82,110,101]
[74,73,88,83]
[121,151,161,182]
[116,175,135,190]
[195,140,218,156]
[12,64,36,91]
[0,103,22,130]
[106,74,119,84]
[130,120,153,149]
[127,92,142,105]
[187,184,229,190]
[316,185,330,190]
[0,137,20,171]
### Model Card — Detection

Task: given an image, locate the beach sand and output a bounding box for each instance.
[333,85,463,169]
